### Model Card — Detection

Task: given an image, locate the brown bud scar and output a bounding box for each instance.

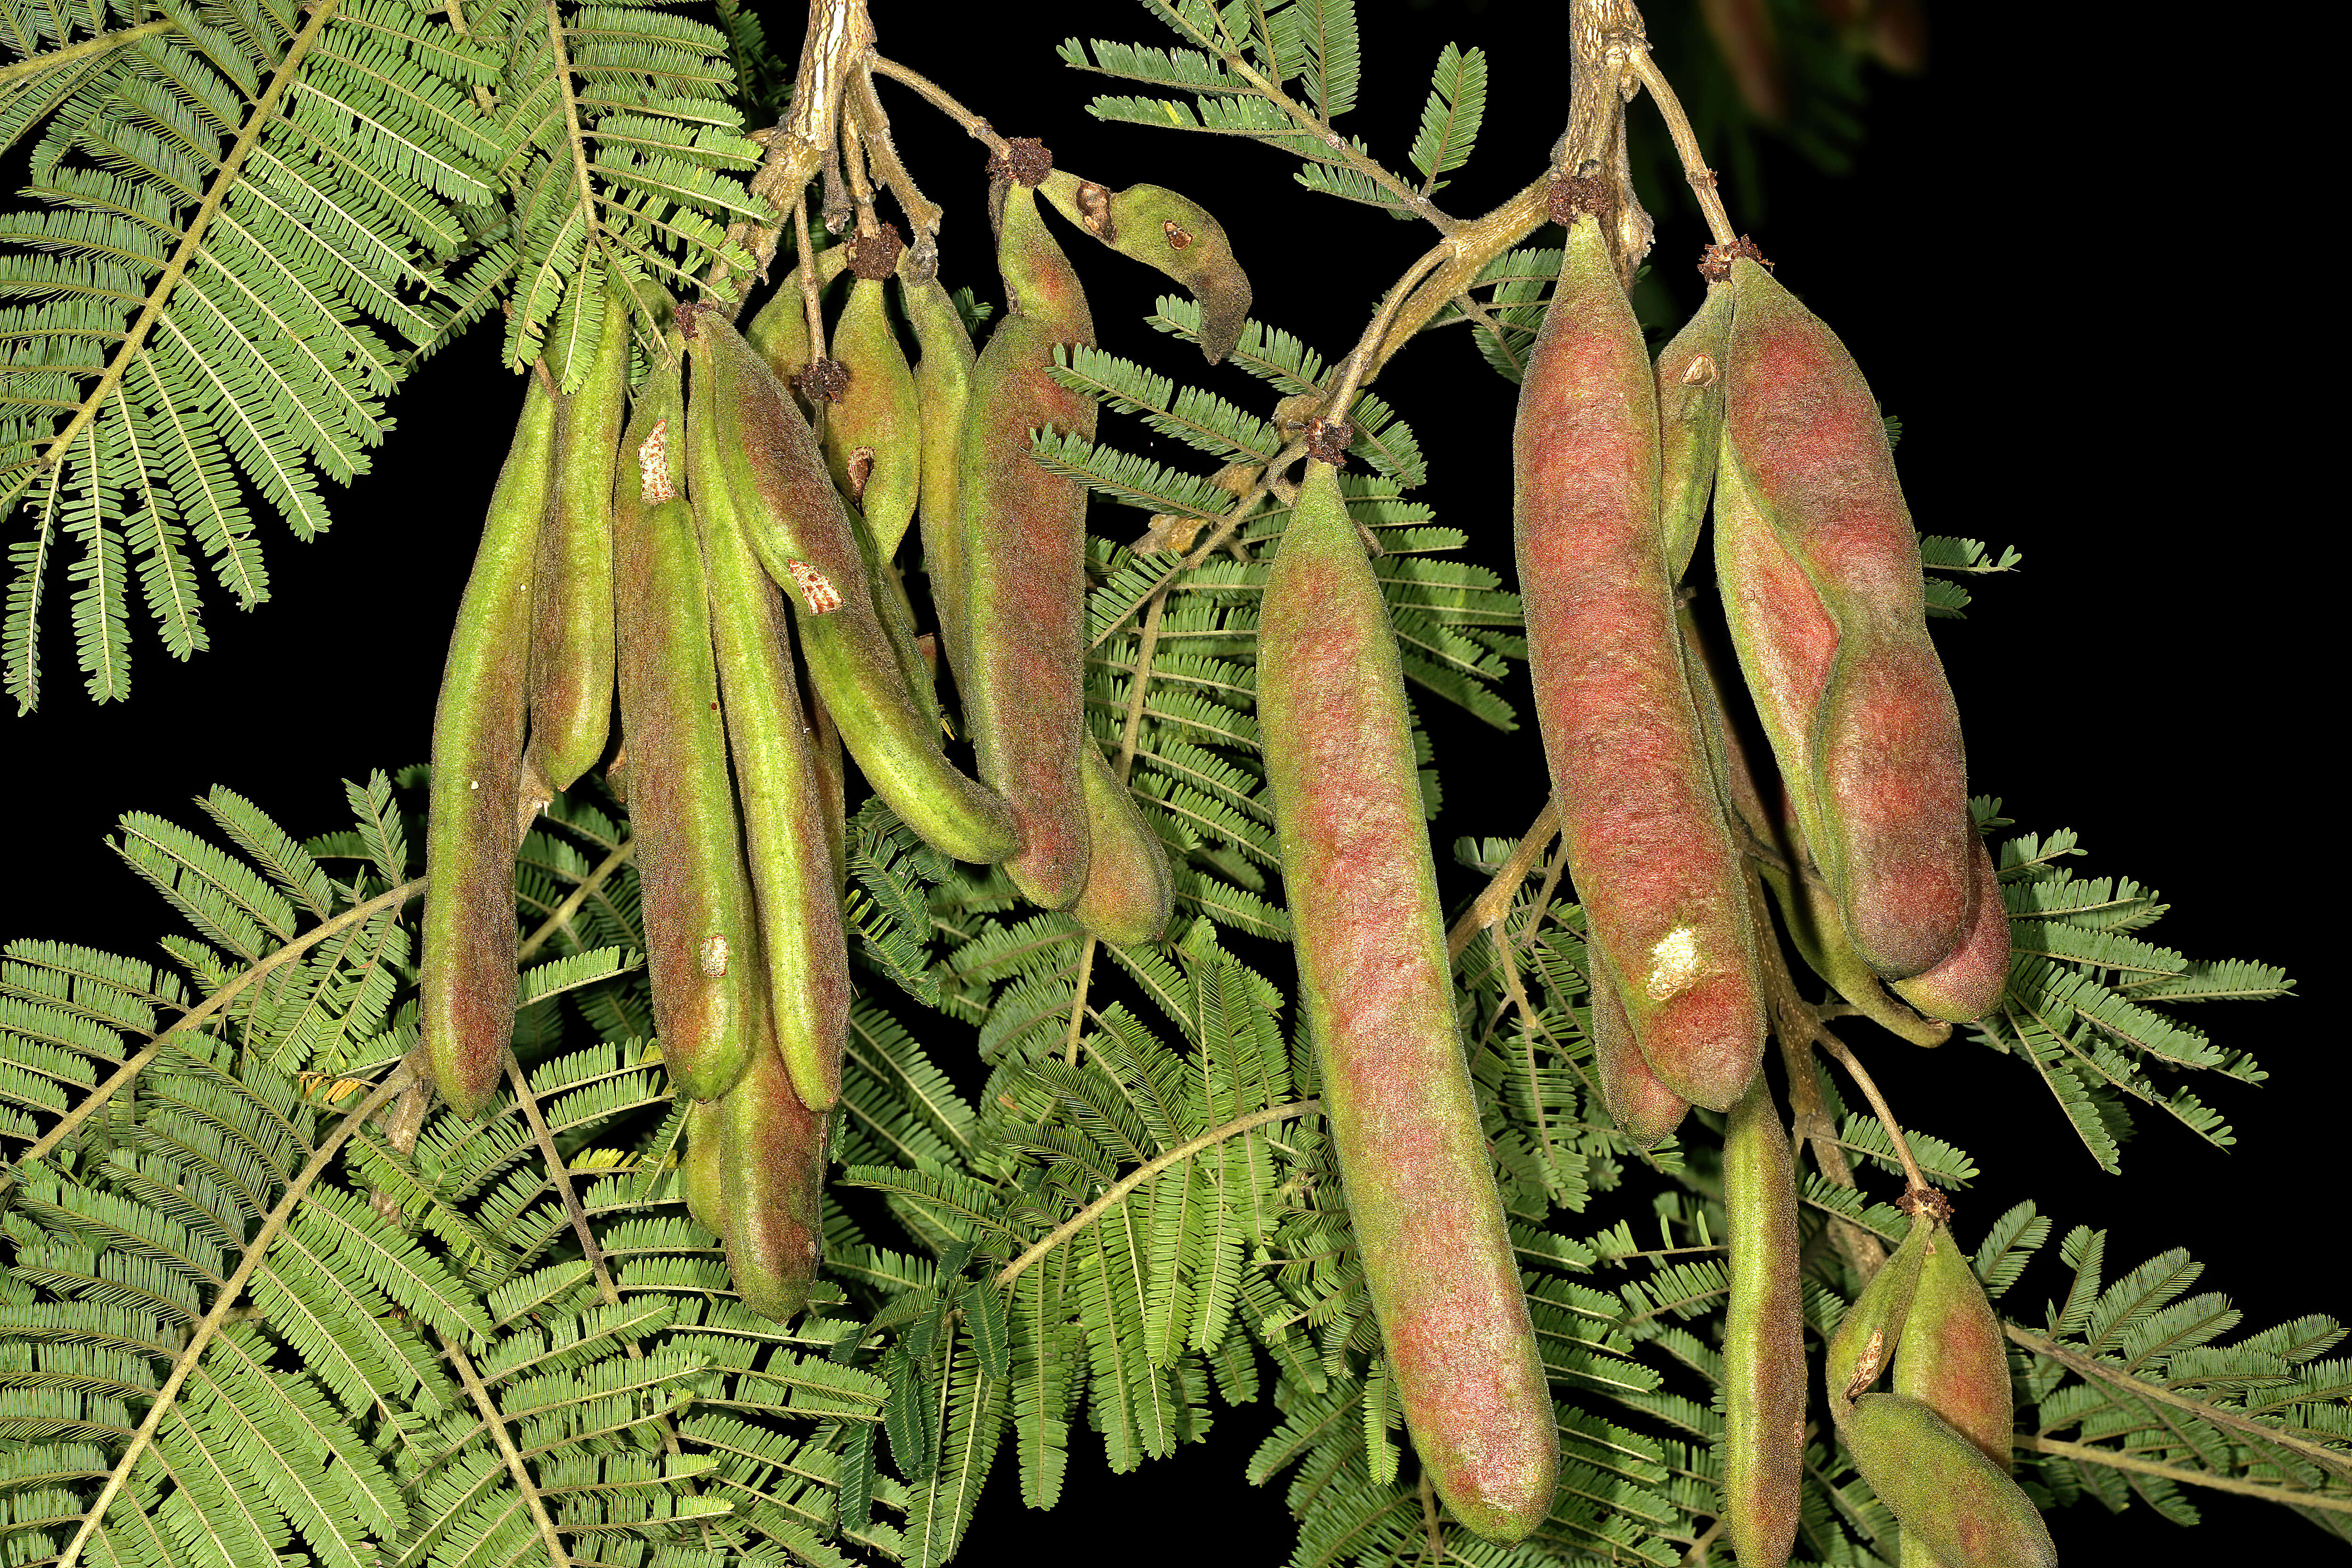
[849,221,903,280]
[1681,353,1720,387]
[1304,416,1353,466]
[797,357,850,404]
[1076,181,1113,237]
[639,419,675,502]
[786,560,844,614]
[846,446,875,499]
[697,934,729,977]
[1698,235,1772,282]
[991,136,1053,187]
[1132,513,1207,554]
[1846,1328,1886,1401]
[1545,174,1612,224]
[1161,219,1194,251]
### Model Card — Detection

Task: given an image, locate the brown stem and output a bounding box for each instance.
[869,53,1010,157]
[1809,1027,1927,1196]
[1446,799,1562,960]
[1625,50,1737,246]
[516,837,637,963]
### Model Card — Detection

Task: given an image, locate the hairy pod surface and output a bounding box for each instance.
[1514,212,1763,1112]
[1655,283,1733,581]
[1069,743,1174,947]
[1895,1227,2015,1475]
[745,245,847,391]
[1894,840,2012,1023]
[1828,1218,1933,1417]
[1723,257,1974,980]
[524,287,627,792]
[1722,1073,1804,1568]
[717,1032,828,1323]
[956,179,1098,908]
[1038,169,1251,364]
[683,307,1017,865]
[1586,935,1689,1145]
[423,376,556,1119]
[824,275,923,557]
[682,1096,725,1234]
[694,409,852,1111]
[1844,1395,2058,1567]
[901,261,979,682]
[1261,460,1556,1543]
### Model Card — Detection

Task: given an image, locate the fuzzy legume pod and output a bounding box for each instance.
[681,1095,725,1234]
[1037,169,1251,365]
[717,1026,828,1323]
[1827,1215,1932,1417]
[1655,282,1733,581]
[1894,1225,2015,1475]
[900,254,979,684]
[824,227,924,558]
[1261,458,1556,1543]
[1514,208,1763,1113]
[1721,1071,1804,1568]
[1893,839,2012,1024]
[956,164,1097,910]
[1843,1394,2057,1568]
[1585,930,1688,1145]
[423,373,556,1119]
[1070,743,1173,947]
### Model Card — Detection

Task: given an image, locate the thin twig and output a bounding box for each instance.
[2017,1433,2352,1512]
[517,838,637,963]
[0,18,173,87]
[1061,936,1098,1070]
[1446,800,1560,960]
[1625,50,1737,246]
[1677,1515,1728,1566]
[442,1328,574,1567]
[869,54,1010,157]
[1416,1467,1443,1562]
[996,1101,1320,1288]
[1808,1028,1927,1196]
[1112,589,1168,786]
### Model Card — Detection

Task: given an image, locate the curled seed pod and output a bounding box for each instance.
[1723,257,1975,981]
[1261,459,1556,1543]
[1893,840,2012,1023]
[1843,1395,2057,1568]
[695,392,852,1112]
[612,366,761,1103]
[1827,1217,1933,1419]
[824,239,923,558]
[681,1096,725,1234]
[423,376,557,1119]
[1514,210,1764,1112]
[1037,169,1251,365]
[956,177,1097,909]
[525,286,628,792]
[1722,1072,1804,1568]
[717,1029,828,1323]
[1586,933,1689,1145]
[1069,743,1173,947]
[681,305,1018,866]
[1895,1225,2015,1475]
[1655,283,1733,581]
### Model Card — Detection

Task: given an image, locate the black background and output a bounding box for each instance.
[3,0,2331,1560]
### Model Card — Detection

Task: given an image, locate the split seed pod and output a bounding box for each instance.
[1721,1073,1805,1568]
[1827,1217,1932,1418]
[716,1029,828,1323]
[956,171,1097,908]
[612,366,761,1102]
[1260,459,1556,1543]
[525,285,628,792]
[1513,209,1764,1112]
[681,304,1018,866]
[1842,1395,2058,1568]
[422,375,556,1119]
[1037,169,1252,364]
[1722,257,1976,980]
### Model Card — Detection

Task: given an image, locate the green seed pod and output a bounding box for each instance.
[1069,743,1173,947]
[694,387,853,1112]
[1893,841,2012,1024]
[1895,1226,2015,1475]
[1721,1071,1804,1568]
[1827,1217,1933,1419]
[1723,257,1975,981]
[681,304,1018,866]
[1843,1395,2057,1568]
[612,365,761,1103]
[746,244,849,389]
[1261,459,1556,1544]
[957,176,1097,909]
[1037,169,1251,364]
[1586,934,1688,1145]
[1655,282,1732,581]
[824,234,923,558]
[717,1029,828,1323]
[423,375,556,1119]
[525,286,628,792]
[900,258,979,685]
[1514,211,1764,1113]
[681,1095,725,1234]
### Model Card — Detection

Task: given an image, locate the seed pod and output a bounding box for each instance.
[1827,1217,1932,1418]
[1894,1226,2014,1475]
[746,245,849,390]
[681,1095,725,1234]
[900,257,979,685]
[525,286,628,792]
[1261,459,1556,1543]
[824,231,923,558]
[1723,257,1975,981]
[612,367,761,1103]
[1655,283,1733,581]
[1514,210,1764,1113]
[1721,1072,1803,1568]
[1037,169,1251,364]
[681,304,1018,866]
[423,376,556,1119]
[1585,934,1688,1145]
[1893,840,2012,1024]
[694,387,852,1111]
[717,1027,828,1323]
[1070,743,1173,947]
[1843,1395,2057,1568]
[957,174,1097,909]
